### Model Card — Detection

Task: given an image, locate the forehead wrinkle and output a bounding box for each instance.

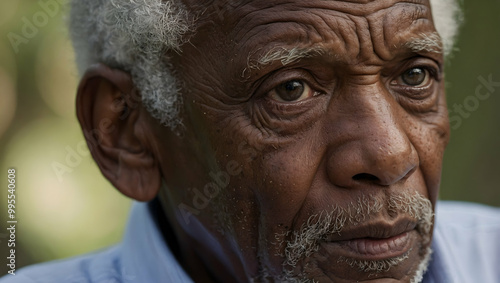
[230,0,421,26]
[233,13,346,78]
[228,0,430,54]
[242,10,358,71]
[366,1,436,61]
[224,0,436,79]
[230,0,407,41]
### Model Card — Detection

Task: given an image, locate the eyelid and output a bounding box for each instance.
[254,68,325,99]
[390,67,431,87]
[388,58,441,88]
[269,81,316,103]
[404,58,441,79]
[384,56,441,76]
[416,66,440,81]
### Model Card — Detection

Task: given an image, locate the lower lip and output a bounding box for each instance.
[327,231,415,261]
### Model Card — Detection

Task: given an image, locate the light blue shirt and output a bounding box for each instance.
[1,201,499,283]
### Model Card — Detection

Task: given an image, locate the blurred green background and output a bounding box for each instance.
[0,0,499,276]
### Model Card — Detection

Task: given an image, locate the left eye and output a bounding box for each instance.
[395,67,431,87]
[269,80,315,102]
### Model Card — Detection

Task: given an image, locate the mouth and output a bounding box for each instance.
[321,219,418,261]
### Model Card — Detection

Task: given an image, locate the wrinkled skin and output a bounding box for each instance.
[151,0,451,282]
[79,0,450,282]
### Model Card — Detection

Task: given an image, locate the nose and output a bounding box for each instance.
[326,87,419,188]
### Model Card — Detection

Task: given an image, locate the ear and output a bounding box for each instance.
[76,64,161,201]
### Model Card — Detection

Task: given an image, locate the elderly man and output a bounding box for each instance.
[3,0,500,282]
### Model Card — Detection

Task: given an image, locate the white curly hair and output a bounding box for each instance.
[69,0,462,129]
[69,0,191,129]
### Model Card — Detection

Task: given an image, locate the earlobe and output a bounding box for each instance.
[76,64,161,201]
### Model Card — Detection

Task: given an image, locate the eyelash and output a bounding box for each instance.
[257,70,325,99]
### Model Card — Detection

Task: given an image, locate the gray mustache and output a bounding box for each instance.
[279,192,434,268]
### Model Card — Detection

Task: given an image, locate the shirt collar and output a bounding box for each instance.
[120,201,194,283]
[422,205,454,283]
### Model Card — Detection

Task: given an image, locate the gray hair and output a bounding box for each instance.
[69,0,462,129]
[430,0,463,56]
[69,0,191,129]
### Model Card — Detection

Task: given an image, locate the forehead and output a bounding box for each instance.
[204,0,437,64]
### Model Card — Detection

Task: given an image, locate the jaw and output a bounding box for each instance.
[283,240,433,283]
[248,192,435,283]
[248,239,432,283]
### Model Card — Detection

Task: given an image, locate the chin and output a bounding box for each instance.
[266,244,432,283]
[257,192,435,283]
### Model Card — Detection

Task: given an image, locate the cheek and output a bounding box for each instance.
[255,151,317,222]
[207,106,325,217]
[408,114,449,204]
[211,141,317,228]
[209,119,326,257]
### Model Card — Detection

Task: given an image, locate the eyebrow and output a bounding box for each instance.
[405,32,444,55]
[247,46,326,71]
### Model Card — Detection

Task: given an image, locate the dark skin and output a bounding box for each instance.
[77,0,450,282]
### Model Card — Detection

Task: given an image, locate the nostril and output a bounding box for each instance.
[352,173,380,182]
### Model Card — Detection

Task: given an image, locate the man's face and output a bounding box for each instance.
[156,0,449,282]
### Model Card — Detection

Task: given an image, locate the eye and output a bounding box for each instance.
[268,80,315,102]
[393,67,431,87]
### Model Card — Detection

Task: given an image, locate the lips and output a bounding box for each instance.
[322,219,418,260]
[339,231,412,256]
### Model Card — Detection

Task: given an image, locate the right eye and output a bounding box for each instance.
[396,67,431,87]
[268,80,315,103]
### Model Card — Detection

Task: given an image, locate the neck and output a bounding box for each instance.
[153,194,224,283]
